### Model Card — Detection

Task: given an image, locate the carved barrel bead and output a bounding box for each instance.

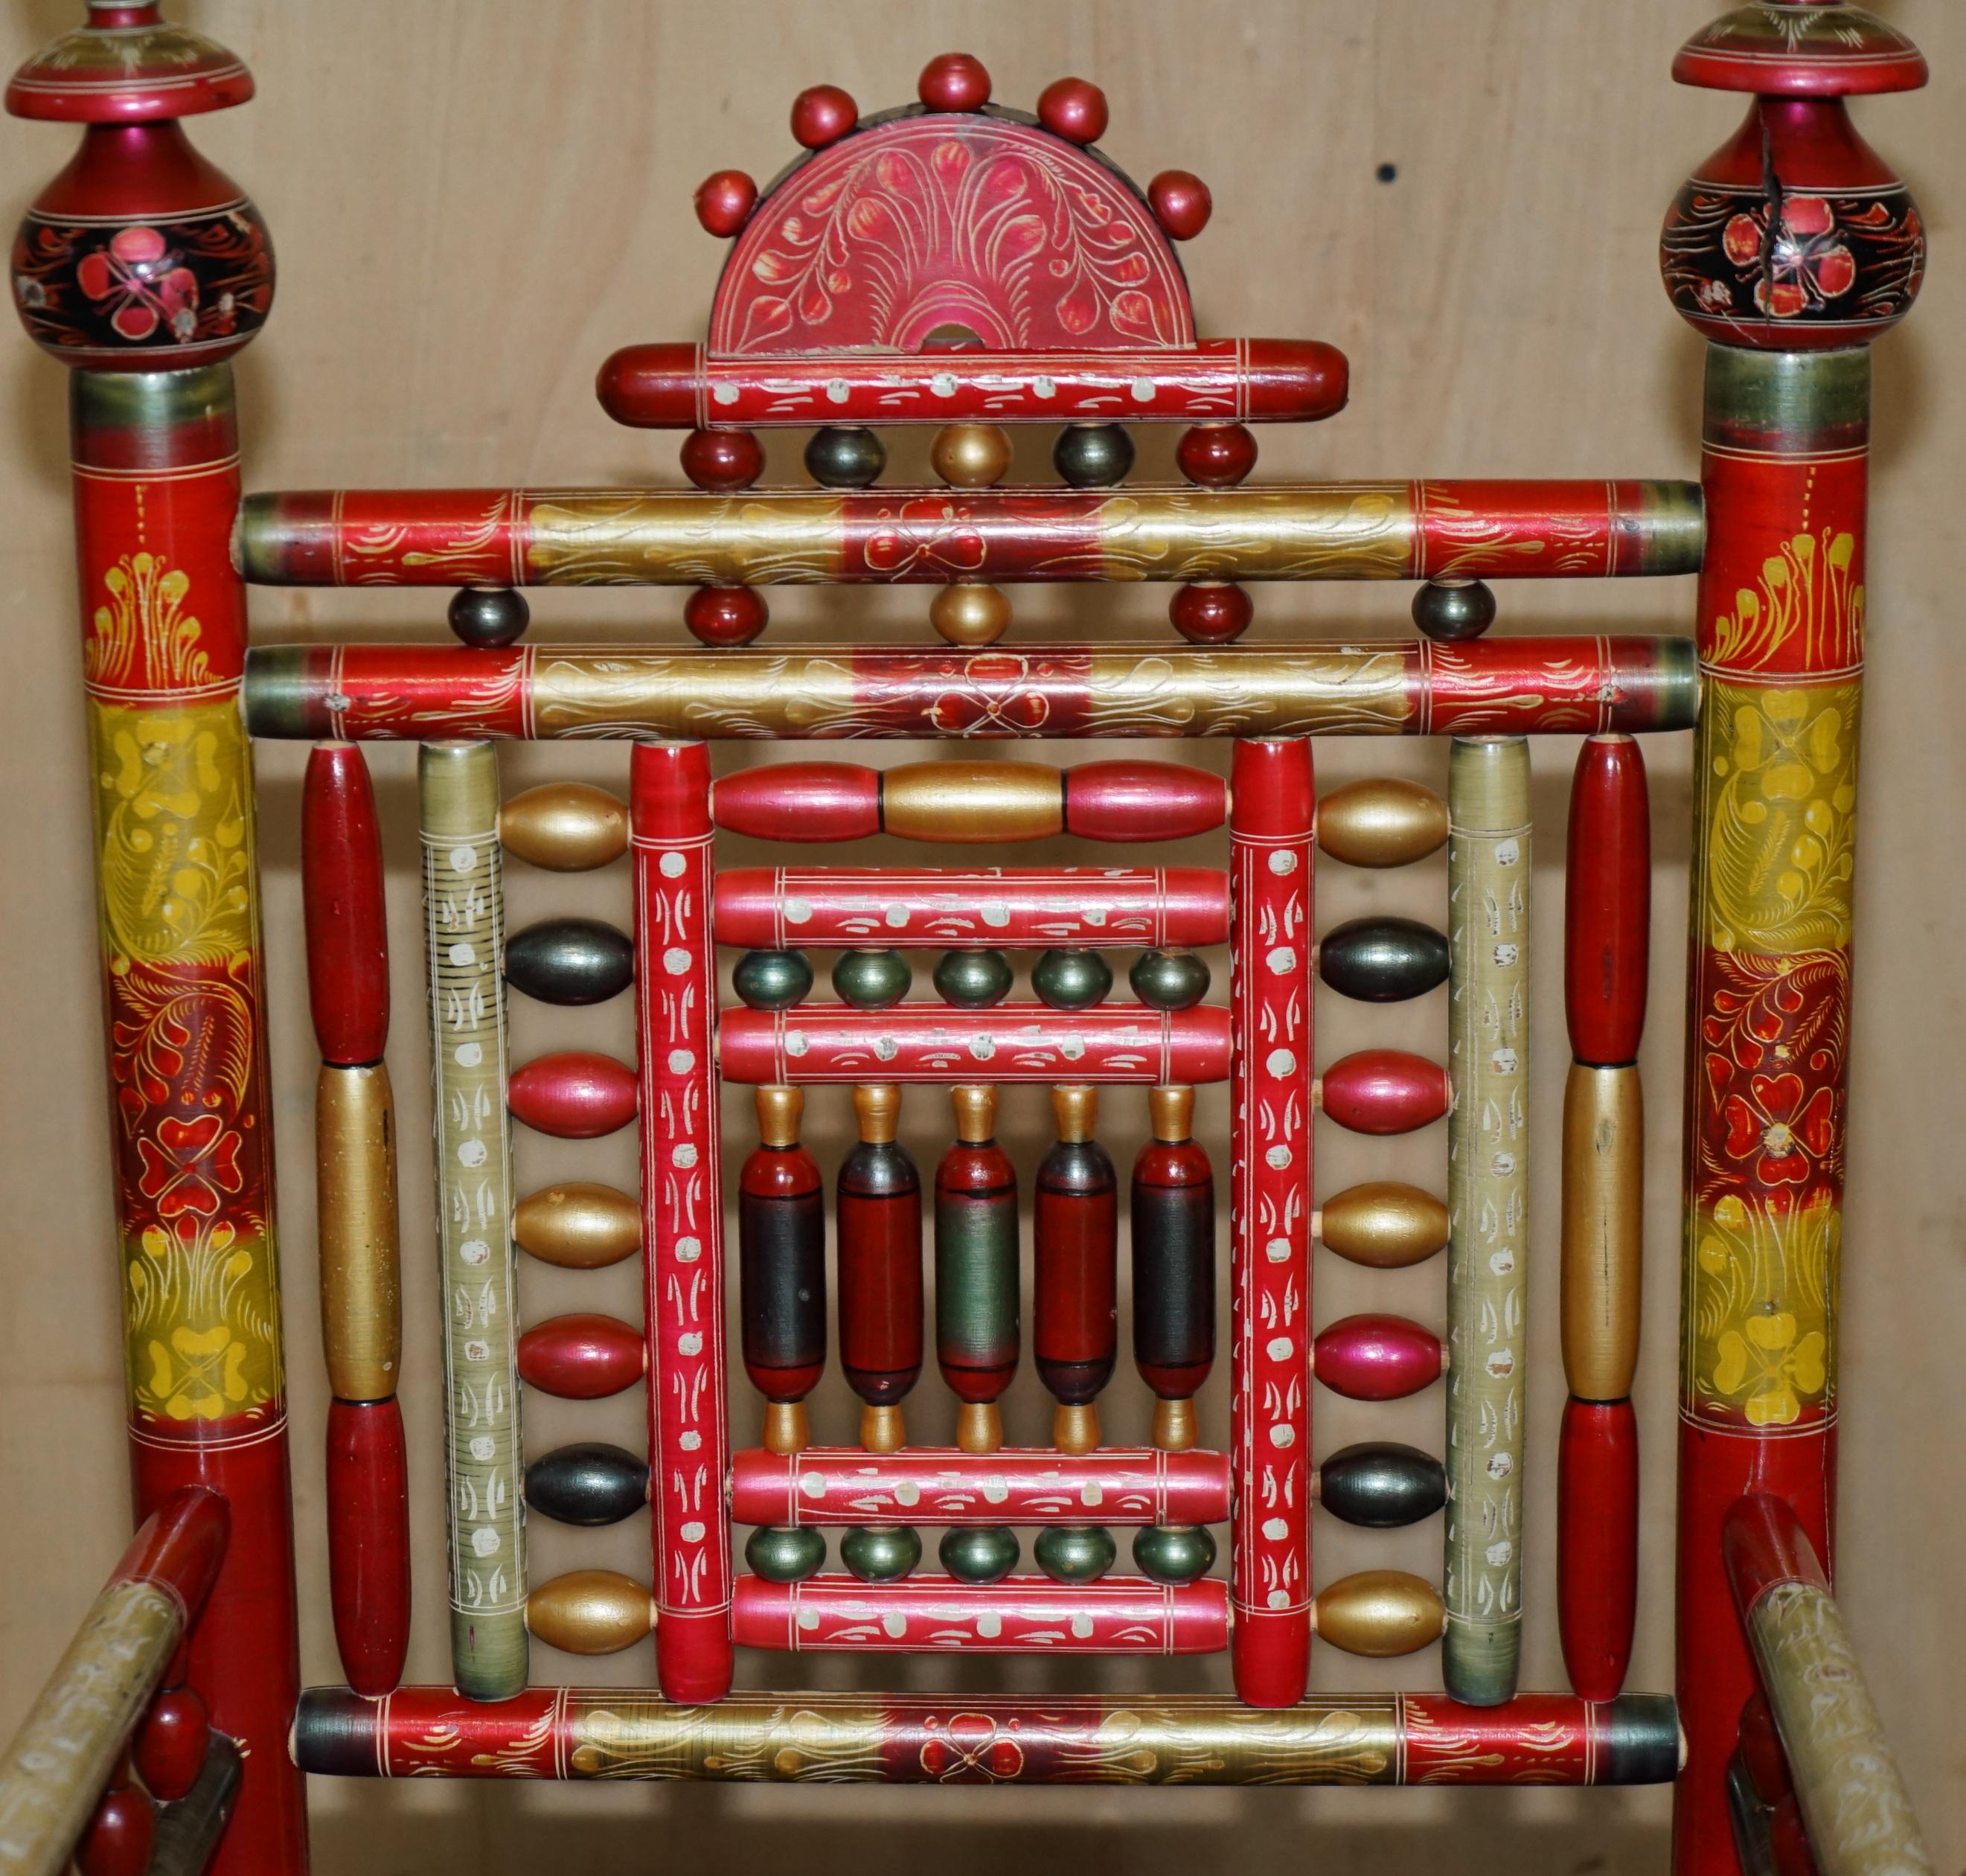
[498,782,630,871]
[1035,1087,1119,1413]
[1130,1086,1214,1403]
[512,1182,641,1270]
[740,1087,827,1407]
[935,1087,1020,1410]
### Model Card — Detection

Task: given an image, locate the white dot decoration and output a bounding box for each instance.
[681,1520,706,1543]
[460,1239,490,1266]
[784,897,812,926]
[1080,1483,1104,1508]
[1265,1336,1293,1362]
[679,1332,702,1356]
[785,1031,809,1057]
[801,1472,827,1499]
[1264,1144,1292,1171]
[659,851,688,877]
[1265,1237,1290,1263]
[447,941,476,967]
[713,381,740,406]
[1070,1613,1096,1639]
[1263,1517,1289,1541]
[1266,1047,1296,1078]
[1267,945,1297,974]
[449,845,478,872]
[1268,850,1299,874]
[797,1607,821,1630]
[679,1431,702,1451]
[884,906,909,929]
[455,1042,483,1067]
[663,947,691,975]
[673,1144,699,1168]
[982,1477,1009,1505]
[976,1612,1002,1639]
[668,1048,696,1074]
[458,1139,488,1168]
[470,1435,496,1462]
[982,904,1011,928]
[1269,1424,1296,1449]
[470,1527,501,1557]
[1267,1590,1290,1610]
[894,1481,920,1507]
[676,1236,702,1263]
[882,1612,908,1639]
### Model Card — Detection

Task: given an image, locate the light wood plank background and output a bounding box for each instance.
[2,4,1959,1871]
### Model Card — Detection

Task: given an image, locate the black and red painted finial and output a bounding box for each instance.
[8,3,274,367]
[1660,0,1925,349]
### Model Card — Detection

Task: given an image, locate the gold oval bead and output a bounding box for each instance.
[1316,778,1450,868]
[931,422,1014,488]
[929,583,1012,647]
[883,761,1062,843]
[1561,1063,1644,1399]
[1318,1180,1450,1269]
[512,1182,641,1269]
[498,782,630,871]
[525,1570,657,1654]
[316,1062,402,1400]
[1312,1569,1445,1657]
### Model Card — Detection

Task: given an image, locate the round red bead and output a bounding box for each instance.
[75,1785,156,1876]
[680,428,763,493]
[685,585,769,647]
[790,84,858,149]
[1148,169,1213,240]
[918,52,991,112]
[1170,581,1252,644]
[132,1686,210,1802]
[1037,77,1108,144]
[693,169,757,237]
[1176,423,1258,488]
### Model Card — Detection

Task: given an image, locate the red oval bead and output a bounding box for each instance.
[1768,1798,1816,1876]
[712,762,881,841]
[1738,1691,1793,1806]
[75,1784,156,1876]
[508,1051,638,1138]
[132,1686,208,1802]
[1148,169,1213,240]
[1066,761,1227,842]
[1313,1313,1442,1400]
[517,1313,647,1399]
[302,743,388,1065]
[1170,581,1252,644]
[1037,76,1108,144]
[693,168,758,237]
[1557,1398,1639,1703]
[685,585,769,647]
[1565,734,1650,1065]
[790,83,857,149]
[325,1398,412,1697]
[1176,422,1258,488]
[680,427,763,493]
[918,52,990,112]
[1317,1049,1451,1134]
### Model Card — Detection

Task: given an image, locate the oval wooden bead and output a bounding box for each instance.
[715,763,880,840]
[790,83,857,148]
[693,169,757,237]
[1176,423,1257,488]
[498,782,629,871]
[1067,761,1227,842]
[1561,1063,1644,1400]
[325,1396,411,1697]
[1558,1398,1639,1703]
[1566,734,1651,1065]
[1148,169,1212,240]
[1317,1180,1449,1269]
[1037,75,1108,143]
[316,1062,401,1401]
[1318,915,1450,1001]
[302,743,389,1064]
[508,1051,637,1137]
[516,1313,646,1399]
[1738,1691,1793,1806]
[526,1569,656,1654]
[1313,1313,1443,1400]
[513,1182,641,1269]
[1317,1441,1447,1528]
[132,1686,208,1803]
[918,51,990,112]
[75,1784,156,1876]
[505,917,634,1005]
[884,761,1061,842]
[525,1441,650,1526]
[680,426,765,493]
[1316,1049,1452,1134]
[1316,777,1450,868]
[685,584,769,647]
[1313,1569,1445,1657]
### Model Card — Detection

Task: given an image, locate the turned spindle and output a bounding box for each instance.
[836,1085,923,1455]
[935,1086,1020,1455]
[1035,1086,1118,1455]
[739,1086,826,1456]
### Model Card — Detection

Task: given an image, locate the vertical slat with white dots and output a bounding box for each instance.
[631,740,733,1701]
[419,740,529,1699]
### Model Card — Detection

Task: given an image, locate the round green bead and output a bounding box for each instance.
[933,947,1014,1009]
[938,1526,1021,1584]
[745,1524,828,1583]
[804,425,886,489]
[1411,577,1496,643]
[1031,948,1111,1010]
[1131,1523,1217,1584]
[831,948,912,1009]
[840,1524,922,1583]
[1129,948,1211,1011]
[1052,423,1136,490]
[734,948,813,1011]
[1033,1524,1116,1584]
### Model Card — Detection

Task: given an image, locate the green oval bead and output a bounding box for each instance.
[932,947,1014,1009]
[1031,948,1111,1010]
[1318,1441,1447,1528]
[804,425,886,489]
[840,1524,922,1583]
[734,948,814,1011]
[1052,423,1136,490]
[505,917,635,1005]
[1317,916,1449,1003]
[1130,1523,1217,1584]
[938,1526,1021,1584]
[745,1524,829,1583]
[1128,949,1211,1011]
[1033,1524,1116,1583]
[831,949,912,1010]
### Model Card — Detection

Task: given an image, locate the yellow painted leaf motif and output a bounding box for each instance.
[1710,529,1863,673]
[85,551,212,690]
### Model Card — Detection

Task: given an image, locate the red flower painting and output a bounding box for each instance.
[1720,196,1857,319]
[1719,1072,1837,1186]
[76,226,200,343]
[135,1113,244,1219]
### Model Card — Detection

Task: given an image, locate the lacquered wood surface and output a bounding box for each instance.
[323,1398,410,1697]
[301,743,388,1065]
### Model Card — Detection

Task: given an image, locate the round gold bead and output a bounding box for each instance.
[498,782,630,871]
[929,583,1011,646]
[1311,1569,1444,1657]
[931,422,1013,487]
[525,1569,656,1654]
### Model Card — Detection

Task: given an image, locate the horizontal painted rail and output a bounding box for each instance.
[731,1446,1231,1528]
[718,1002,1231,1084]
[1725,1494,1933,1876]
[294,1685,1682,1784]
[714,866,1229,950]
[596,338,1349,427]
[243,637,1700,742]
[234,480,1703,586]
[0,1488,228,1876]
[732,1574,1229,1654]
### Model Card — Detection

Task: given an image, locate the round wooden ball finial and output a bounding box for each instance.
[448,586,529,647]
[1177,422,1258,487]
[693,168,758,237]
[804,424,886,488]
[1149,170,1213,240]
[684,584,767,647]
[929,583,1011,647]
[930,421,1013,487]
[918,52,991,112]
[790,83,858,149]
[75,1784,156,1876]
[1037,76,1109,144]
[1411,577,1496,642]
[1171,580,1252,644]
[680,426,763,492]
